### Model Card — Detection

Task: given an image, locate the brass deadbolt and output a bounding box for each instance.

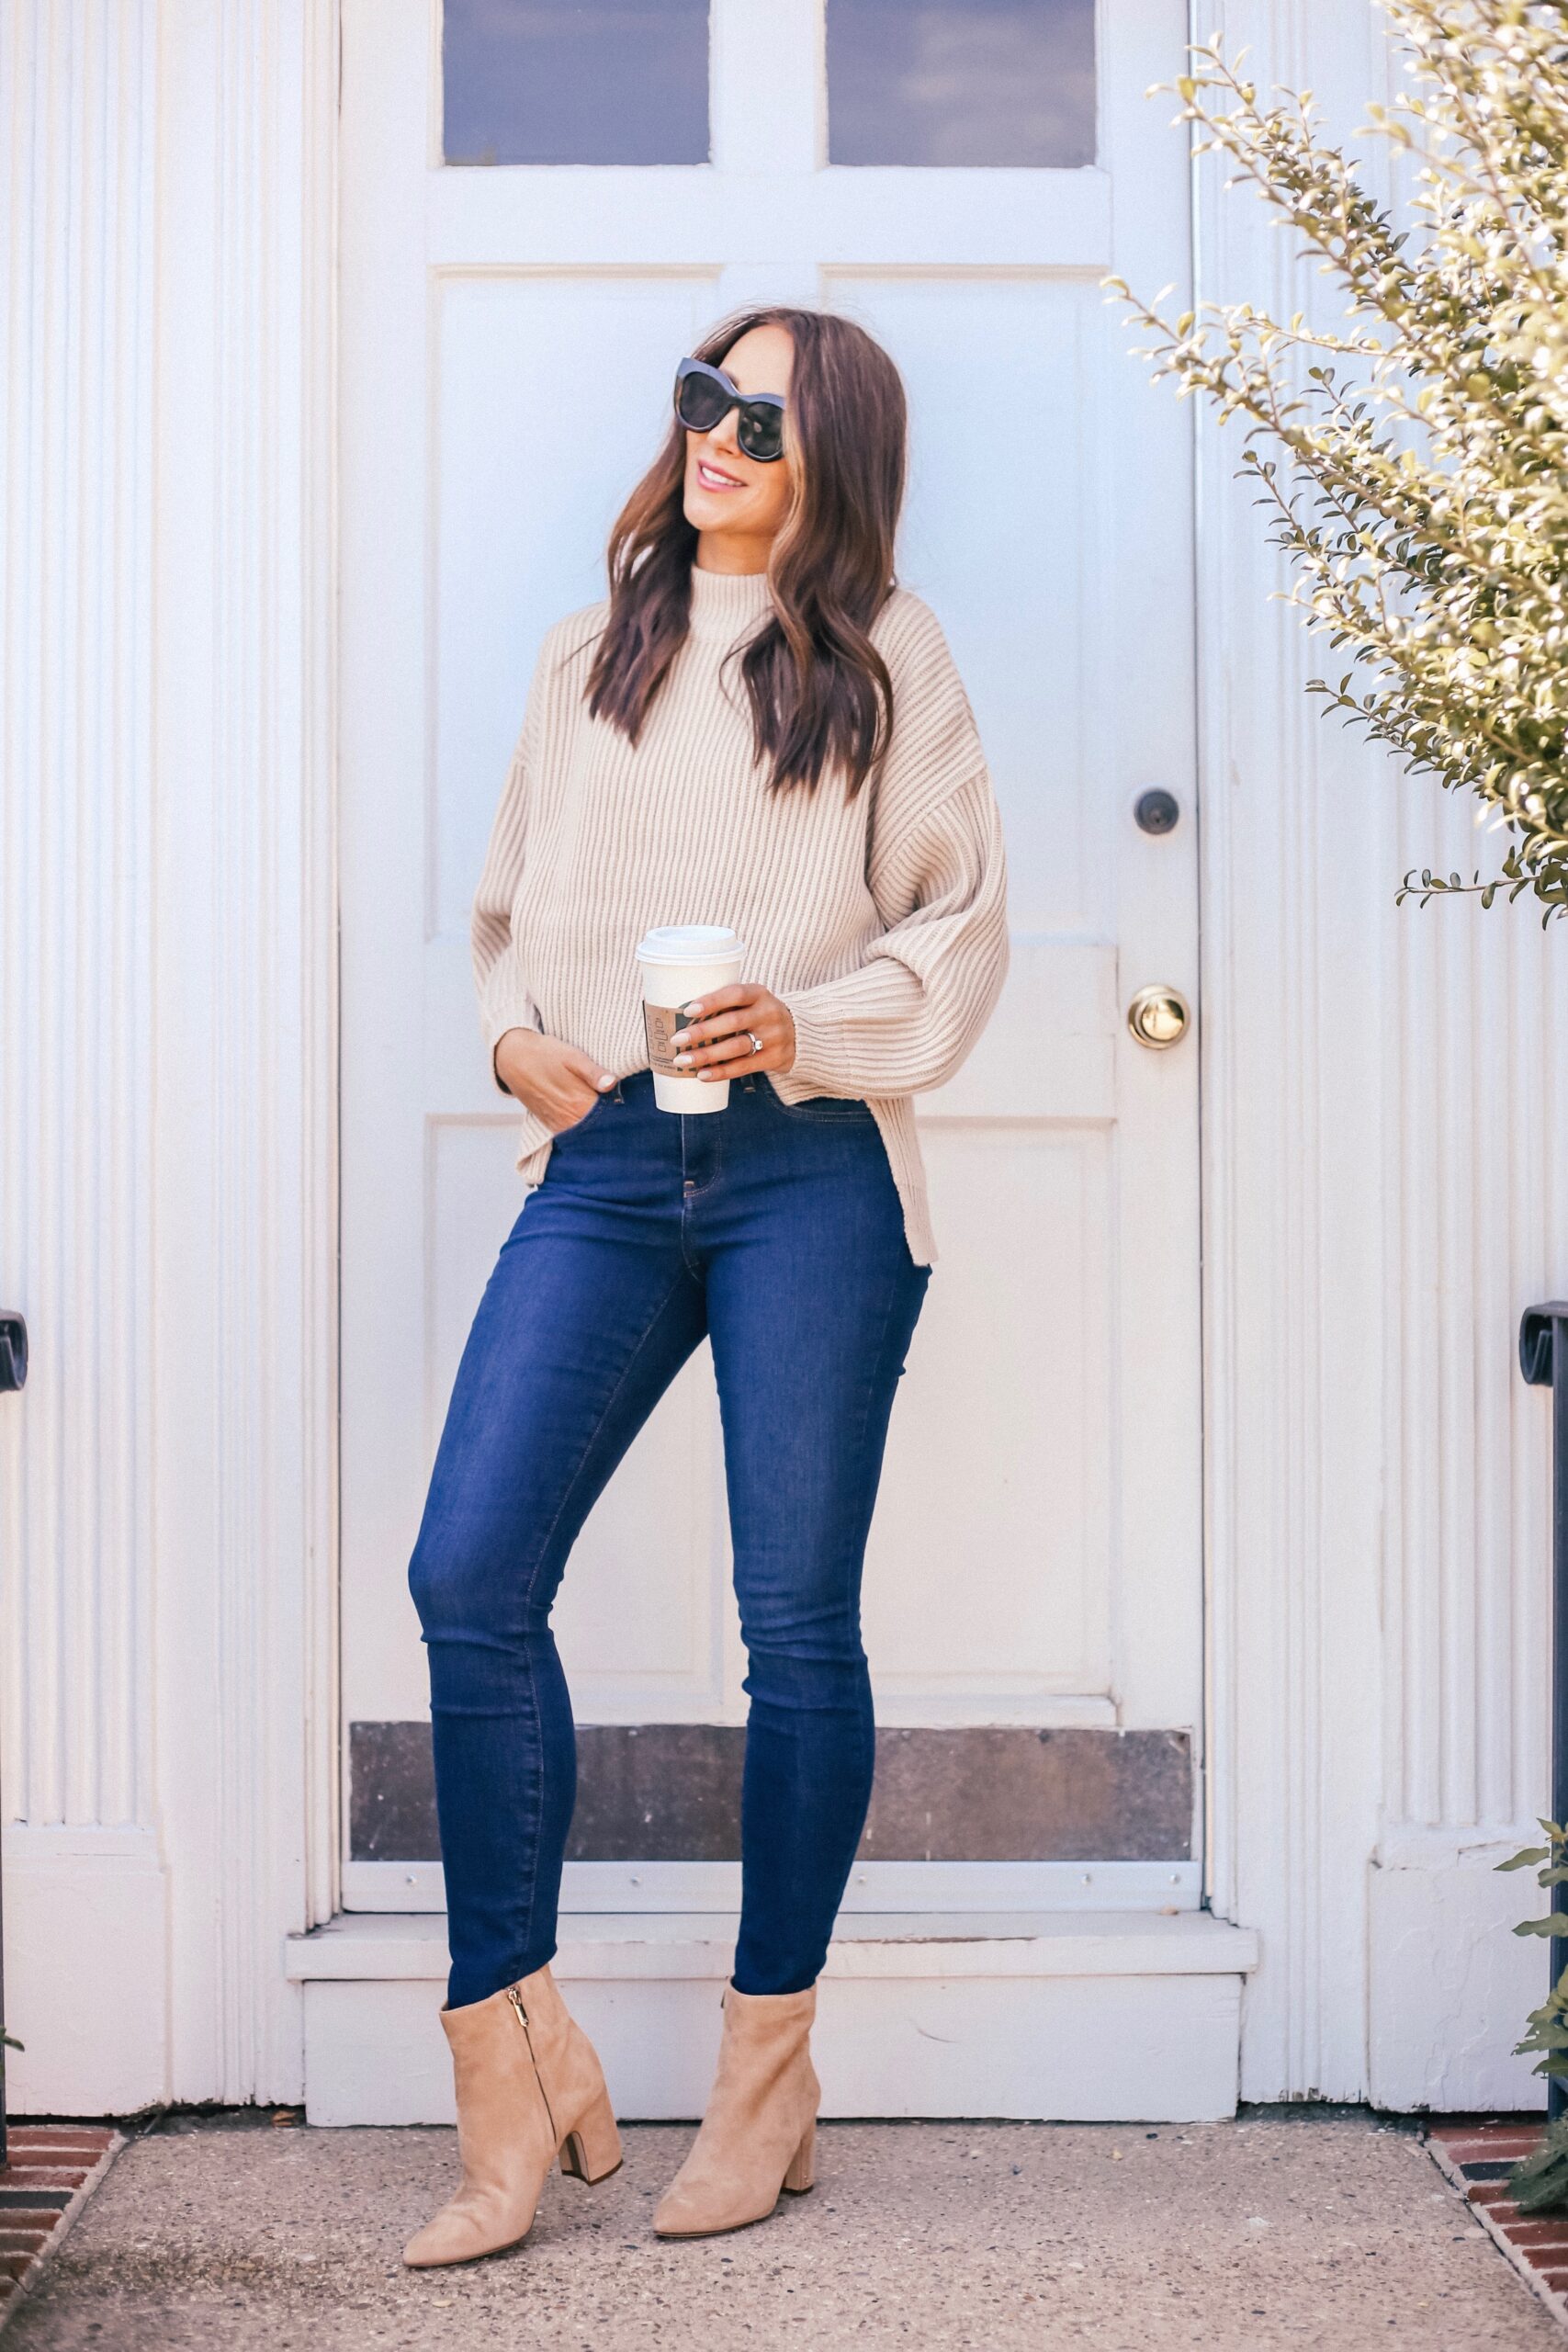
[1127,985,1190,1050]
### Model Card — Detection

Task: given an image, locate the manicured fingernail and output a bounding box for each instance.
[674,1054,692,1069]
[682,1001,703,1018]
[597,1075,615,1090]
[671,1030,689,1048]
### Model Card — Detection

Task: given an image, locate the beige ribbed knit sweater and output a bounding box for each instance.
[472,563,1009,1265]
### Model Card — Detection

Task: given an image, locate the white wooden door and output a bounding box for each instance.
[339,0,1201,1917]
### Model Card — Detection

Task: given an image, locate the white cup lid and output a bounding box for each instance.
[635,923,745,965]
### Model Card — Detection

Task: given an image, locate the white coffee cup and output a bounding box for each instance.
[636,924,747,1114]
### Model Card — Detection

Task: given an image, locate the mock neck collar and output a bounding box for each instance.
[687,562,774,639]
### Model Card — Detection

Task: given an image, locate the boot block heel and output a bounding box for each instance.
[559,2085,623,2185]
[782,2120,816,2195]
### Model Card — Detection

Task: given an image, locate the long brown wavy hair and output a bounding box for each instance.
[585,307,907,797]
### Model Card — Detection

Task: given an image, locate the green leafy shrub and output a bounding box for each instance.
[1107,0,1568,920]
[1499,1826,1568,2209]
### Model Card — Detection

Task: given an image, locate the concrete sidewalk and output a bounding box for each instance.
[5,2110,1553,2350]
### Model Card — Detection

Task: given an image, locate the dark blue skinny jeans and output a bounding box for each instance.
[408,1069,930,2011]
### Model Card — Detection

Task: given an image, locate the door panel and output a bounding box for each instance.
[339,0,1201,1902]
[432,273,724,935]
[834,270,1110,930]
[864,1122,1114,1715]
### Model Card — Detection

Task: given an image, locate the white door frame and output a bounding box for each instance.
[147,0,344,2100]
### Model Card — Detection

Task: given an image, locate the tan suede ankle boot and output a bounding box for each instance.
[402,1962,621,2267]
[653,1981,818,2239]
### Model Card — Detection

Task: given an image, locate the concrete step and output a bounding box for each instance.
[286,1909,1258,2125]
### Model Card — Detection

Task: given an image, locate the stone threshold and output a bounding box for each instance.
[286,1909,1261,2125]
[287,1905,1259,1982]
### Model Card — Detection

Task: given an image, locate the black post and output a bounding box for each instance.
[1521,1301,1568,2124]
[0,1306,27,2171]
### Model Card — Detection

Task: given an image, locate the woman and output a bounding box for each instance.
[403,305,1008,2268]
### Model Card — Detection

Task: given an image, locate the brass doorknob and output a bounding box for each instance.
[1127,985,1190,1049]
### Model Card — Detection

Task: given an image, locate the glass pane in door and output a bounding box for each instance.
[827,0,1095,166]
[444,0,710,164]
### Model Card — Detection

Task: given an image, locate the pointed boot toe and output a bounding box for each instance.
[653,1983,818,2240]
[402,2204,502,2269]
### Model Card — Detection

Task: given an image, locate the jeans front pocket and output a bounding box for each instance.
[547,1088,614,1140]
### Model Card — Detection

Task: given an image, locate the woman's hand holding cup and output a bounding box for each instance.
[493,1027,616,1133]
[671,984,797,1079]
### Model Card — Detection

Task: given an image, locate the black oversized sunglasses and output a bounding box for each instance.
[674,357,787,463]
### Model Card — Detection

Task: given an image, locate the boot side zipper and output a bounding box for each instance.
[506,1983,560,2143]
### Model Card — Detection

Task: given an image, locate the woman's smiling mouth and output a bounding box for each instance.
[696,458,744,491]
